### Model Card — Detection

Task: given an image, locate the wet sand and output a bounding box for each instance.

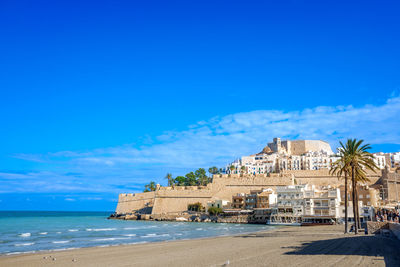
[1,225,399,267]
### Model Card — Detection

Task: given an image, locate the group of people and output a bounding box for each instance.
[375,208,400,223]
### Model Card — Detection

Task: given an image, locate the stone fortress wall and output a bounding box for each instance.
[115,169,383,215]
[116,191,156,214]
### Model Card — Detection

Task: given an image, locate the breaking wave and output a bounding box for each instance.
[14,243,34,247]
[52,240,70,244]
[86,228,116,232]
[19,233,31,237]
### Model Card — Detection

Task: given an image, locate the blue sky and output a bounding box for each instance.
[1,0,400,211]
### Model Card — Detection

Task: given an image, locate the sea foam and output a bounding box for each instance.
[86,228,116,232]
[14,242,34,246]
[123,227,139,230]
[19,233,31,237]
[92,237,130,242]
[52,240,70,244]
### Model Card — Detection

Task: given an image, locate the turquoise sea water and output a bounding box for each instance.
[0,211,274,255]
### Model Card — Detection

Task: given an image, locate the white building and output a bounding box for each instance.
[372,153,387,169]
[302,186,342,224]
[207,199,230,210]
[226,138,340,174]
[273,184,342,224]
[276,185,307,216]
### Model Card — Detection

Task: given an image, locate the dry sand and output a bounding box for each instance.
[1,225,400,267]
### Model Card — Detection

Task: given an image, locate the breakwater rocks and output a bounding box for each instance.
[108,213,252,224]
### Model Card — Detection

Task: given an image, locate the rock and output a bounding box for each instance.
[176,217,188,222]
[125,214,138,220]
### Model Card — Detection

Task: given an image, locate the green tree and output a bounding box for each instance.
[345,139,378,234]
[240,166,246,174]
[229,165,235,174]
[144,181,157,192]
[208,166,219,176]
[188,202,204,212]
[208,207,223,216]
[165,173,173,186]
[174,176,186,186]
[185,172,197,186]
[195,168,208,185]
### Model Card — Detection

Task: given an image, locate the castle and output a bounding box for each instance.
[115,138,400,216]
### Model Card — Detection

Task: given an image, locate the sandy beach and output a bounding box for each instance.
[1,225,399,267]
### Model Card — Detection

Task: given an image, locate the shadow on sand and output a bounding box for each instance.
[236,233,400,266]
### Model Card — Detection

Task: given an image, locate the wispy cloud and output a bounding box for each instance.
[3,96,400,193]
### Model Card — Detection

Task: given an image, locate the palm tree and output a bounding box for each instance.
[165,173,173,186]
[330,141,351,234]
[229,165,235,174]
[149,181,156,191]
[240,166,246,175]
[208,166,218,176]
[345,139,378,234]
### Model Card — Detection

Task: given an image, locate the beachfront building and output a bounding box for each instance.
[207,199,230,210]
[226,137,340,174]
[256,189,277,208]
[271,185,308,224]
[244,190,259,210]
[339,185,380,207]
[302,186,341,224]
[244,189,277,209]
[266,184,343,224]
[339,201,365,222]
[232,193,246,209]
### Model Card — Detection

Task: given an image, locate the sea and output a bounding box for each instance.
[0,211,274,255]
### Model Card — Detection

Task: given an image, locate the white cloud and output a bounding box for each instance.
[4,96,400,193]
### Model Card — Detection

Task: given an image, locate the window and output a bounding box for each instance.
[359,194,363,199]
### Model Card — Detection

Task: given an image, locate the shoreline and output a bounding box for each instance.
[0,223,277,257]
[1,225,400,266]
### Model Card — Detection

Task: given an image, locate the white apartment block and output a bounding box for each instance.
[276,185,307,216]
[372,153,387,169]
[303,186,341,219]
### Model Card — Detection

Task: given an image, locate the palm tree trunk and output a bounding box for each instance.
[355,184,362,230]
[351,165,358,234]
[354,184,360,229]
[344,171,348,234]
